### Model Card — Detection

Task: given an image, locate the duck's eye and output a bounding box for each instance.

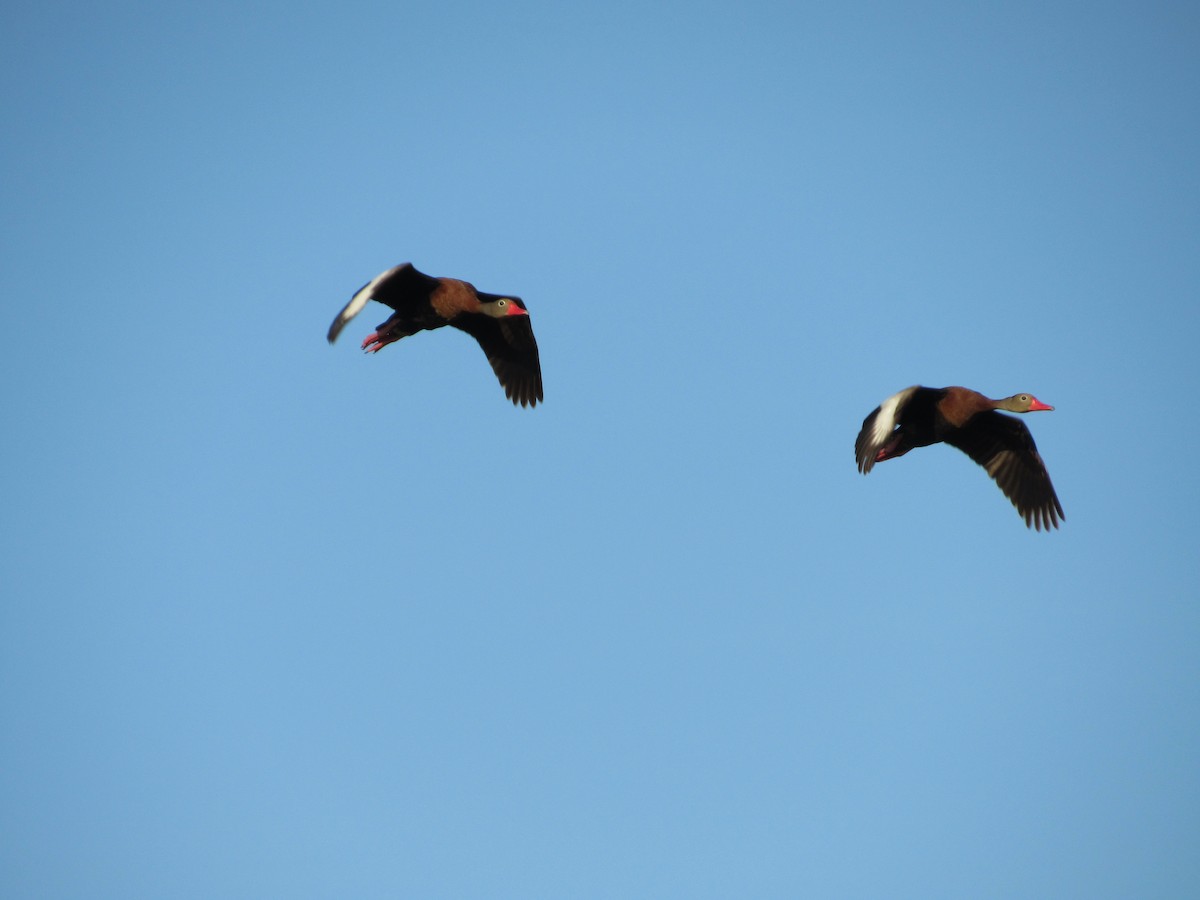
[497,299,507,308]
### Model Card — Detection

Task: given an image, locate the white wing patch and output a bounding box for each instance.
[326,265,403,344]
[872,386,917,447]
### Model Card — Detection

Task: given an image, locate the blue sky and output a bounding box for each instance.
[2,1,1198,896]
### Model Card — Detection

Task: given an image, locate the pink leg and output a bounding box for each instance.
[875,435,909,463]
[362,331,400,353]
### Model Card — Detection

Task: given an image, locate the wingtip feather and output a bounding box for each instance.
[326,286,374,344]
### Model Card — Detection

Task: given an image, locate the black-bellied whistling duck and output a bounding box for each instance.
[327,263,543,407]
[855,386,1064,530]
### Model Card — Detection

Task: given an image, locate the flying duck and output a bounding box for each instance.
[855,386,1063,530]
[327,263,543,407]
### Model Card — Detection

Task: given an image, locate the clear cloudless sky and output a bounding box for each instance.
[2,1,1198,897]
